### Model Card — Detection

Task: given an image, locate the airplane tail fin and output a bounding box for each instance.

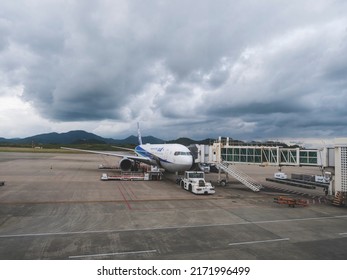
[137,122,143,145]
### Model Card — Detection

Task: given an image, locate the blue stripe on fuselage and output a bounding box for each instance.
[135,145,171,164]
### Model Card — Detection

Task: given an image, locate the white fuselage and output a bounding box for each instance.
[135,143,193,172]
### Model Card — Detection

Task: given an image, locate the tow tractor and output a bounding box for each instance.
[177,171,215,195]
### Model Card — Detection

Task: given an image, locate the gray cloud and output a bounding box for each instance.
[1,0,347,140]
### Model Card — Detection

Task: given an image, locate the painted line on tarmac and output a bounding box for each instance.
[0,229,121,238]
[118,185,132,210]
[1,215,347,239]
[229,238,290,246]
[69,249,157,259]
[253,215,347,225]
[338,233,347,236]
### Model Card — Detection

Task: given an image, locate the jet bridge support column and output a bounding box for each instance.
[213,142,223,184]
[277,146,281,166]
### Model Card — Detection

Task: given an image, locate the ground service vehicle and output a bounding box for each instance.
[179,171,215,195]
[274,172,288,179]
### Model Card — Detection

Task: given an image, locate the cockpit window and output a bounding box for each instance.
[174,151,192,156]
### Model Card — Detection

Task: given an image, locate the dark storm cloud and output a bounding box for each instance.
[1,0,347,139]
[209,100,307,118]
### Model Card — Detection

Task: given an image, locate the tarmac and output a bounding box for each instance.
[0,151,346,260]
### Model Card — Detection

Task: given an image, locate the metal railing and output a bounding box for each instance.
[216,162,262,192]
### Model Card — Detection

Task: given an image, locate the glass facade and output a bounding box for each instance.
[221,147,318,165]
[299,151,318,164]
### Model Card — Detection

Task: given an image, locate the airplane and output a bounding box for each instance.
[61,124,194,173]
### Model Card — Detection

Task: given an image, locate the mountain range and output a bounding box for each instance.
[0,130,297,148]
[0,130,214,146]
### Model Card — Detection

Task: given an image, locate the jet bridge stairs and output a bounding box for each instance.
[216,162,262,192]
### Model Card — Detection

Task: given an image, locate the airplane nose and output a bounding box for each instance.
[186,155,194,169]
[176,154,194,172]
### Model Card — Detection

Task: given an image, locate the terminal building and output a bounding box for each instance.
[331,139,347,195]
[191,137,347,204]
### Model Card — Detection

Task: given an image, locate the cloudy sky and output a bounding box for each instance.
[1,0,347,145]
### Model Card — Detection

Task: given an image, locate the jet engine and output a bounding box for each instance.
[119,158,134,172]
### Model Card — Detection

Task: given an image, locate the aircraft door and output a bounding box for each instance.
[164,149,171,162]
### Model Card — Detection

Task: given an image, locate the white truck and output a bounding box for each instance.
[315,175,330,184]
[274,172,288,179]
[179,171,215,195]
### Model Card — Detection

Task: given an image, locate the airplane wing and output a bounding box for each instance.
[60,147,153,165]
[111,145,135,152]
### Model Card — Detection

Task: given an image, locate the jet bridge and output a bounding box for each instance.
[190,139,322,192]
[190,138,346,199]
[193,139,322,167]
